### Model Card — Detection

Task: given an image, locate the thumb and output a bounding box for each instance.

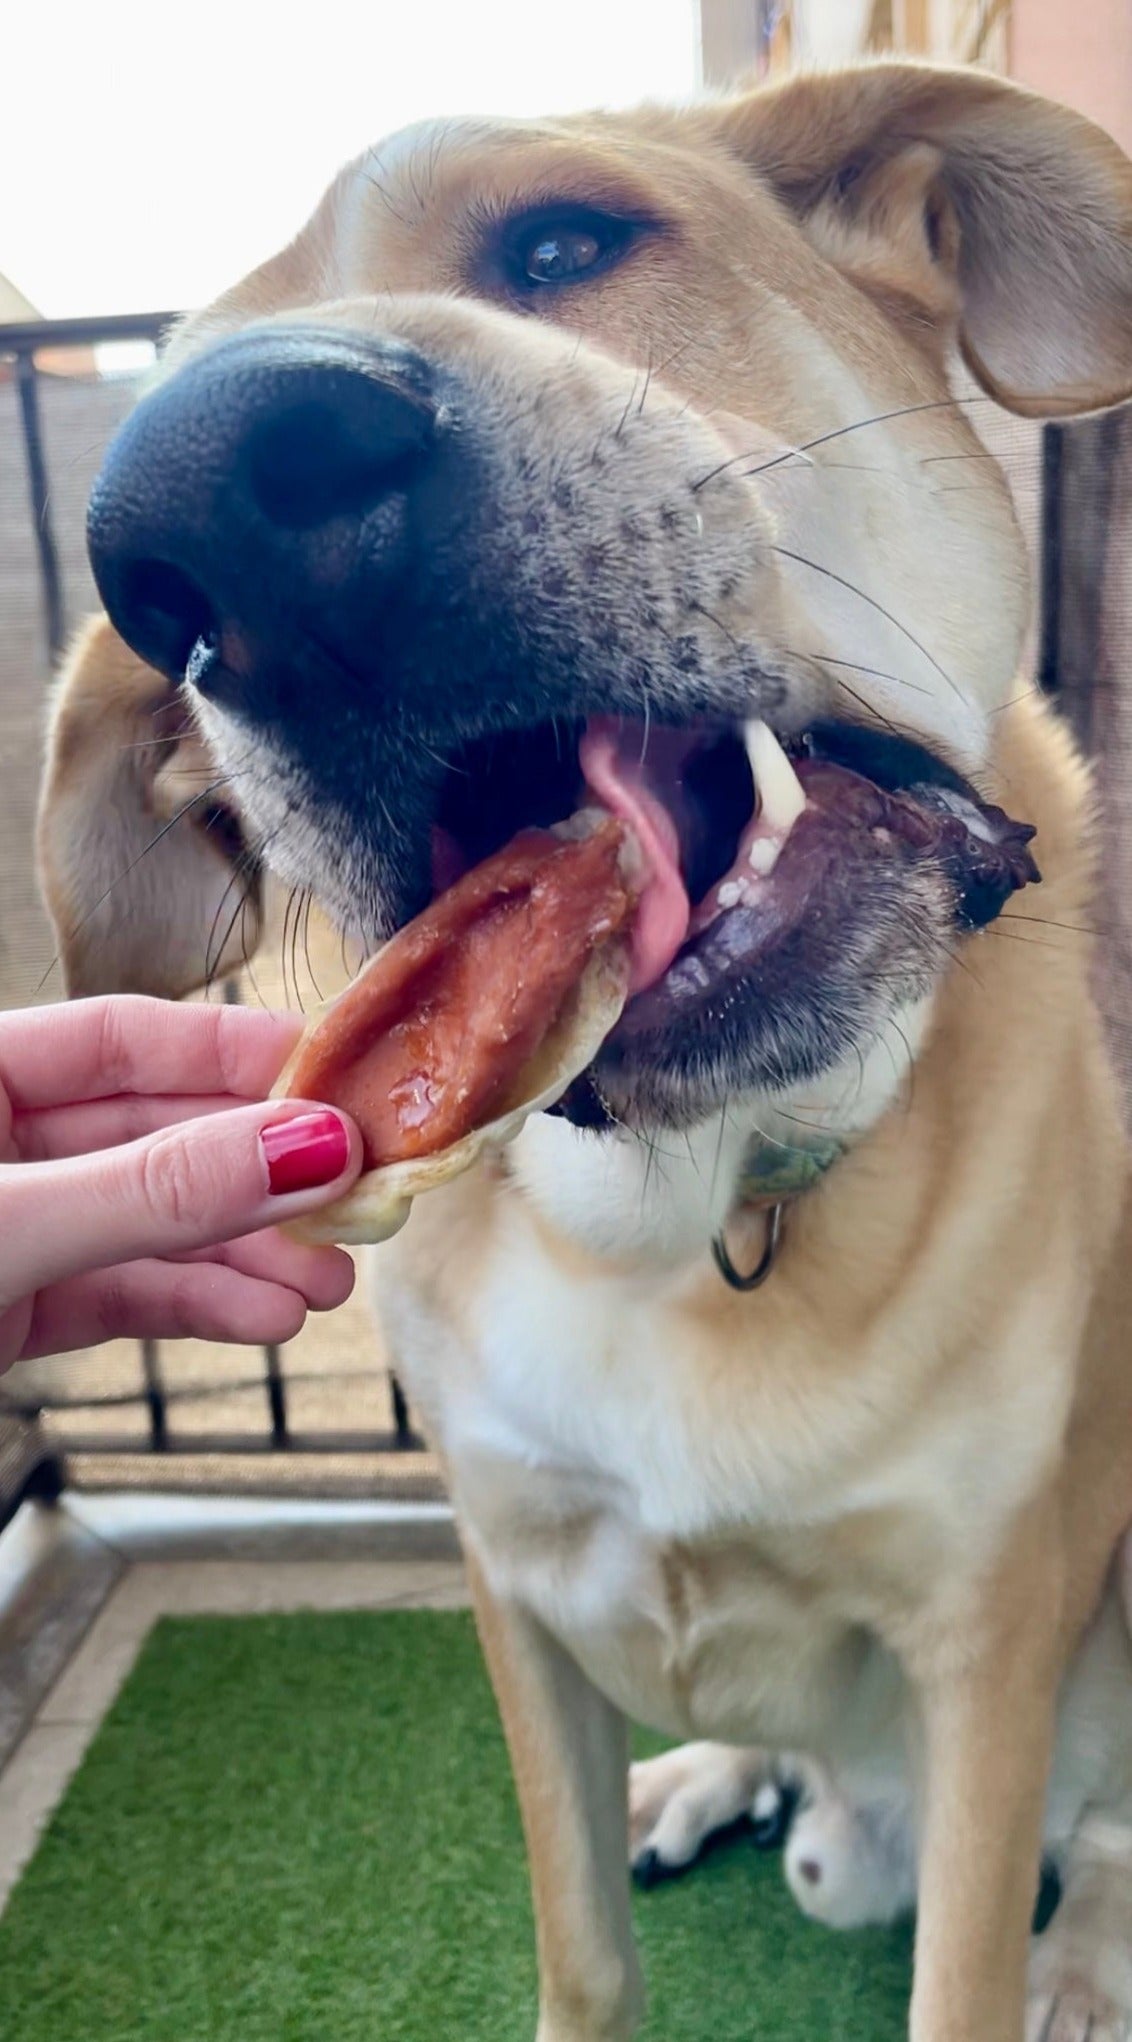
[0,1103,362,1300]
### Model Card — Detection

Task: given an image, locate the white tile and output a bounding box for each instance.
[37,1558,468,1729]
[0,1721,96,1909]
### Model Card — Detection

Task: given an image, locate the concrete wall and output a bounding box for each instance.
[1012,0,1132,152]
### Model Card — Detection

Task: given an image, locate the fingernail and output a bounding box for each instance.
[261,1111,350,1196]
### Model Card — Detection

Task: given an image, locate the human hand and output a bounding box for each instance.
[0,996,363,1374]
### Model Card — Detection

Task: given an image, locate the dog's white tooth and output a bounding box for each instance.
[744,720,807,836]
[748,835,781,876]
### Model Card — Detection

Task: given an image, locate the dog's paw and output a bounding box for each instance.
[783,1791,915,1930]
[1025,1981,1132,2042]
[1027,1817,1132,2042]
[629,1742,768,1887]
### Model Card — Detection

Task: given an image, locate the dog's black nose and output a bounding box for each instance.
[87,326,438,688]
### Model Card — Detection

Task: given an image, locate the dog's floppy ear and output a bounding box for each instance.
[722,62,1132,418]
[38,615,262,998]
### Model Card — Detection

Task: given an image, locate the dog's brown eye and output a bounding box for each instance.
[524,226,602,283]
[498,207,640,293]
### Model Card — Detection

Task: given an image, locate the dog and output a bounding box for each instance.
[36,60,1132,2042]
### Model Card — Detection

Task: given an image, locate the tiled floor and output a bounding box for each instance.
[0,1493,467,1914]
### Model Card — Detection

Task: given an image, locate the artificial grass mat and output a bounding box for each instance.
[0,1610,913,2039]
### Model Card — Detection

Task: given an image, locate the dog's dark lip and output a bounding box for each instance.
[604,748,1040,1046]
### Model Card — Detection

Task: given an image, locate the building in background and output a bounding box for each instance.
[0,272,95,380]
[703,1,1131,154]
[0,272,40,324]
[701,0,1011,78]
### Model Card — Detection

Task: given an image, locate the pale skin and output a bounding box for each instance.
[0,995,363,1374]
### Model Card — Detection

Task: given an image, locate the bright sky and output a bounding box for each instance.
[3,1,699,318]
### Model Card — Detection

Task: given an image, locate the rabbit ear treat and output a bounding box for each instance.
[276,816,639,1245]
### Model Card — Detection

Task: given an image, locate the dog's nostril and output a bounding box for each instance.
[245,392,429,530]
[117,558,217,680]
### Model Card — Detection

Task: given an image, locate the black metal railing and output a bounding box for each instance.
[0,313,424,1520]
[2,313,180,662]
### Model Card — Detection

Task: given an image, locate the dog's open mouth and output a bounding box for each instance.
[276,708,1042,1183]
[431,713,1041,1046]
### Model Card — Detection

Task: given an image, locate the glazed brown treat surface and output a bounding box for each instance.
[287,819,634,1170]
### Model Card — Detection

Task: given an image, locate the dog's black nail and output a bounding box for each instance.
[751,1780,798,1851]
[1032,1858,1063,1936]
[632,1847,669,1891]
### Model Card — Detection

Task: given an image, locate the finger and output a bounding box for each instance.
[172,1232,355,1310]
[0,1100,362,1300]
[19,1261,313,1360]
[0,998,302,1112]
[16,1093,243,1161]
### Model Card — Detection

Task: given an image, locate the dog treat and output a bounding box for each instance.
[277,817,637,1244]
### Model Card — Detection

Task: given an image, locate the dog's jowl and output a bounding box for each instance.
[40,60,1132,2042]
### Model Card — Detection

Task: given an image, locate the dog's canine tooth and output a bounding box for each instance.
[744,719,807,841]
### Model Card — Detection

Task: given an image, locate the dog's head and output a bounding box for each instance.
[41,64,1131,1203]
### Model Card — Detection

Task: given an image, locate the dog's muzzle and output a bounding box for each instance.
[85,320,1041,1133]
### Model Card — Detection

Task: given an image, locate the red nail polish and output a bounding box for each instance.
[261,1111,350,1196]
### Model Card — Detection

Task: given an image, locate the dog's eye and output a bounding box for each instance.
[499,208,638,291]
[525,225,601,282]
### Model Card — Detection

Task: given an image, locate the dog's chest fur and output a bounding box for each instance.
[376,1159,1059,1754]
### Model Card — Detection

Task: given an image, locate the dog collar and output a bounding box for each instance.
[712,1130,844,1292]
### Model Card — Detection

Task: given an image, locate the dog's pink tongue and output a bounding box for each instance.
[579,720,690,994]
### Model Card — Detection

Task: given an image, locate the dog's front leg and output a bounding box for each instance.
[467,1550,642,2042]
[906,1559,1062,2042]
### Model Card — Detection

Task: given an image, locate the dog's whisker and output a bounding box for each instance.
[808,649,932,699]
[681,1129,703,1182]
[919,450,999,465]
[770,546,964,701]
[279,887,304,1013]
[741,395,993,480]
[688,599,742,656]
[114,734,187,752]
[276,887,294,1011]
[708,1099,730,1208]
[636,345,655,420]
[301,891,325,1004]
[290,889,308,1014]
[1000,912,1100,937]
[362,158,410,228]
[204,855,259,999]
[689,395,992,495]
[614,370,643,441]
[238,892,268,1010]
[33,778,239,998]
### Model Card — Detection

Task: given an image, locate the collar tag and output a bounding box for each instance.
[713,1131,845,1295]
[734,1131,845,1208]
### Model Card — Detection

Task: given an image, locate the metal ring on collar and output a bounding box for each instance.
[711,1201,785,1292]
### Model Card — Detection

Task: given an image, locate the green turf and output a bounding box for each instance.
[0,1610,913,2039]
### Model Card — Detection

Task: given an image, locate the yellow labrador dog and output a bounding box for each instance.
[38,62,1132,2042]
